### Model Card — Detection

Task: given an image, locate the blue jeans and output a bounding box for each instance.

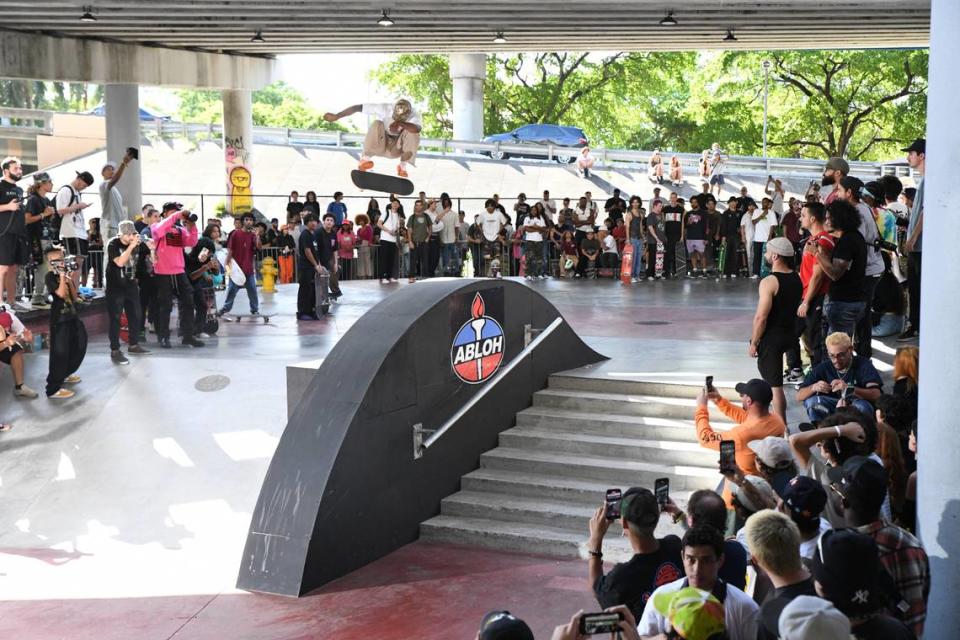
[441,243,458,271]
[873,314,905,338]
[630,239,644,278]
[803,394,874,422]
[823,298,864,337]
[220,272,259,314]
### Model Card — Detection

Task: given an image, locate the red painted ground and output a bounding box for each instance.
[0,542,598,639]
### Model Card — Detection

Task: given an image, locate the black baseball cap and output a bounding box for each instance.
[781,475,827,525]
[901,138,925,154]
[812,528,884,617]
[162,202,183,212]
[734,379,773,406]
[621,487,660,528]
[478,611,534,640]
[75,170,95,186]
[826,456,887,512]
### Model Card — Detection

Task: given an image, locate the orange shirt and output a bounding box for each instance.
[695,397,786,505]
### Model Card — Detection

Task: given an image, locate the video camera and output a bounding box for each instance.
[50,254,79,275]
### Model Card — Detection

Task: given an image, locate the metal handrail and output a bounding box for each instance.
[413,315,563,460]
[0,107,911,179]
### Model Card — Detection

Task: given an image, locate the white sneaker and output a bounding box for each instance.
[750,275,759,280]
[631,278,639,283]
[647,276,655,281]
[13,384,38,399]
[13,301,32,312]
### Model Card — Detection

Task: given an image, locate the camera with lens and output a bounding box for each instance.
[180,209,198,223]
[51,254,79,275]
[873,237,898,252]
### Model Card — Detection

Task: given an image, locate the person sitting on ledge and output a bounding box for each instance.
[796,331,882,422]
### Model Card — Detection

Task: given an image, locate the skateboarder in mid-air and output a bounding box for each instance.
[323,99,422,179]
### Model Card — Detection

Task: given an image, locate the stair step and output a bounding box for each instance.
[481,447,721,490]
[516,406,733,439]
[549,374,741,402]
[500,427,716,467]
[461,468,692,506]
[533,388,733,422]
[420,515,638,562]
[440,491,690,537]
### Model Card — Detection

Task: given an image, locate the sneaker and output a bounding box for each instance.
[750,275,759,280]
[182,337,205,348]
[297,313,318,321]
[897,326,917,341]
[396,165,409,178]
[65,374,82,384]
[647,276,655,281]
[13,384,38,399]
[13,301,32,312]
[159,337,172,349]
[111,350,130,365]
[730,274,737,279]
[630,278,639,283]
[785,368,804,383]
[128,344,151,354]
[49,388,75,399]
[358,159,374,171]
[31,300,50,309]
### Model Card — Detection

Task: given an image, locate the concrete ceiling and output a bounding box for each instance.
[1,1,930,56]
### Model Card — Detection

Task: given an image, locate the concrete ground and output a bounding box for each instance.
[0,276,901,639]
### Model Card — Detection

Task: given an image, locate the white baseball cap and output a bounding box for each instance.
[778,595,851,640]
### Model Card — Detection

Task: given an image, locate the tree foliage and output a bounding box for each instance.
[0,80,102,112]
[372,49,928,161]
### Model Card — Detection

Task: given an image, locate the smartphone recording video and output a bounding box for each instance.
[719,440,736,473]
[654,478,669,509]
[604,488,622,521]
[579,612,624,635]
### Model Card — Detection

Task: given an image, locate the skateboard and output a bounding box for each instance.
[351,169,414,196]
[620,242,634,284]
[201,287,219,335]
[759,241,771,278]
[222,313,275,323]
[314,268,331,316]
[655,242,665,278]
[120,310,130,344]
[716,240,728,280]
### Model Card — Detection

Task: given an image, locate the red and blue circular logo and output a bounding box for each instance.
[451,293,505,384]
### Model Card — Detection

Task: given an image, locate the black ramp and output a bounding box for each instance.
[237,279,606,596]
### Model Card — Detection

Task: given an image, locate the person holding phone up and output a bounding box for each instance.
[694,378,786,506]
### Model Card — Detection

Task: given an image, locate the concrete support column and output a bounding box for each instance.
[104,84,142,226]
[221,89,254,216]
[450,53,485,141]
[918,0,960,635]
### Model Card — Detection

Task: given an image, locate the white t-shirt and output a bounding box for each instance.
[740,212,754,243]
[437,209,457,243]
[751,209,778,241]
[602,235,618,254]
[799,518,833,561]
[638,577,759,640]
[771,190,784,214]
[56,185,87,240]
[479,210,506,242]
[362,102,422,134]
[379,208,400,243]
[574,207,593,232]
[540,199,557,219]
[523,214,546,242]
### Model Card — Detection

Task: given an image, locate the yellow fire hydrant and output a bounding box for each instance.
[260,256,278,293]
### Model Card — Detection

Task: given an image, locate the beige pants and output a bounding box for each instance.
[363,120,420,165]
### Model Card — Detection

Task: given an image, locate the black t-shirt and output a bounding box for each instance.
[720,210,741,238]
[852,614,916,640]
[186,237,217,281]
[684,211,708,241]
[829,230,867,302]
[757,578,817,640]
[45,271,77,324]
[302,201,320,217]
[720,540,748,590]
[297,227,319,273]
[738,195,757,211]
[0,179,26,237]
[106,237,141,290]
[645,213,663,245]
[593,536,684,621]
[286,201,305,218]
[580,237,601,255]
[514,202,531,226]
[314,228,338,266]
[25,193,53,246]
[662,204,684,232]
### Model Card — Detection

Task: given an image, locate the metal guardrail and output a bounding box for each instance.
[0,107,913,179]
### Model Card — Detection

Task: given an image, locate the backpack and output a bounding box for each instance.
[53,185,78,238]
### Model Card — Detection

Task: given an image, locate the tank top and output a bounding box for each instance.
[766,271,803,335]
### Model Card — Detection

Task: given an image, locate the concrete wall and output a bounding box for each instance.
[36,114,106,168]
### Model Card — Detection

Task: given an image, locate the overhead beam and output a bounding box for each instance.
[0,28,278,89]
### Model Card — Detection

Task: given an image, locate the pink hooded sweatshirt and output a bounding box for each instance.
[150,213,198,275]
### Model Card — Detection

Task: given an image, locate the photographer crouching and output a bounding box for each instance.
[106,221,151,364]
[45,245,86,399]
[150,203,202,349]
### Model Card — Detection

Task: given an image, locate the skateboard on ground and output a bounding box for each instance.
[222,313,275,323]
[314,267,331,316]
[655,242,665,278]
[620,242,634,284]
[716,240,728,280]
[351,170,414,196]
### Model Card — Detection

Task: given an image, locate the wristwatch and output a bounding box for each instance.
[588,549,603,559]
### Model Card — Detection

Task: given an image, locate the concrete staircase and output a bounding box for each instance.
[419,373,738,562]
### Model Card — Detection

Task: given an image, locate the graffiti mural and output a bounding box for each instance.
[225,135,252,214]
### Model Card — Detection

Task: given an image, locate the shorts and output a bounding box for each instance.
[710,174,725,185]
[61,237,89,259]
[686,240,706,254]
[757,332,794,386]
[0,343,23,365]
[0,234,30,266]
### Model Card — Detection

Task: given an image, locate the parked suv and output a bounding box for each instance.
[483,124,588,163]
